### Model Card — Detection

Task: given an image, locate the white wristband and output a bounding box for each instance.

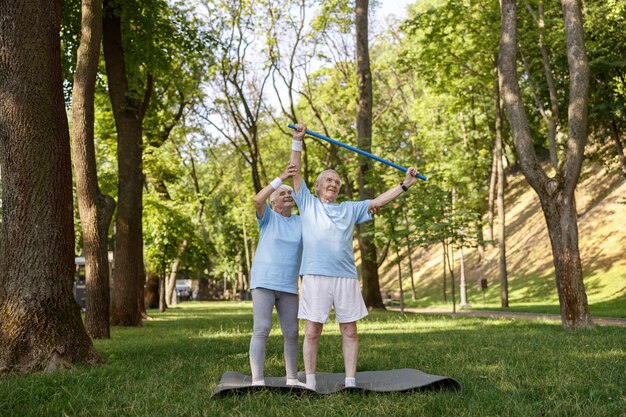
[292,140,303,152]
[270,177,283,190]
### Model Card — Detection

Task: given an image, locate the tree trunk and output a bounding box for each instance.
[394,243,404,315]
[71,0,117,339]
[445,242,456,314]
[355,0,384,309]
[475,217,485,262]
[495,62,509,308]
[540,192,591,326]
[405,238,417,301]
[159,274,166,313]
[0,0,101,373]
[487,140,497,245]
[103,0,150,326]
[166,240,188,306]
[499,0,592,328]
[242,218,251,287]
[459,248,469,306]
[610,118,626,177]
[441,242,447,303]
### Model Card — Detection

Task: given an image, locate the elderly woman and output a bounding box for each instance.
[248,162,303,386]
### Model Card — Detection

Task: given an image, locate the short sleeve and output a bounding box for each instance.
[256,204,272,227]
[351,200,373,225]
[294,181,313,213]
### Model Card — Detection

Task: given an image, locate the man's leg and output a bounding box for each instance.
[339,321,358,386]
[303,320,324,389]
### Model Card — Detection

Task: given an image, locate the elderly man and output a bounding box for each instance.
[290,123,419,390]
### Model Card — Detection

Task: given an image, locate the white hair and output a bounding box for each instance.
[269,184,293,207]
[315,169,342,188]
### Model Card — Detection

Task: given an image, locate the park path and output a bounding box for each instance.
[387,306,626,327]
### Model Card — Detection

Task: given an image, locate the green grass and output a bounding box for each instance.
[2,302,626,416]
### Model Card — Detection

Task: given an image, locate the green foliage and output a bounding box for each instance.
[58,0,626,293]
[585,0,626,171]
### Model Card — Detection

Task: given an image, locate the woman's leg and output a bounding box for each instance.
[249,288,276,383]
[275,291,299,380]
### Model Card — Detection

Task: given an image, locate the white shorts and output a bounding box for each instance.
[298,275,368,323]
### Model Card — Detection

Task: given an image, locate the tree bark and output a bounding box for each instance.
[459,248,469,306]
[495,62,509,308]
[0,0,102,373]
[71,0,117,339]
[103,0,150,326]
[499,0,592,328]
[487,141,497,245]
[441,242,447,303]
[445,242,456,314]
[394,242,404,315]
[355,0,384,309]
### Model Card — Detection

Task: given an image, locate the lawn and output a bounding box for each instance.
[1,302,625,416]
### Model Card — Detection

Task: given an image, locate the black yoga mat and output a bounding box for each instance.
[211,369,462,396]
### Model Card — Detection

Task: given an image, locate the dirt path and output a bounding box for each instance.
[387,307,626,327]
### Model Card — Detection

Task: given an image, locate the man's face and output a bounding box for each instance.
[315,171,341,202]
[272,187,295,211]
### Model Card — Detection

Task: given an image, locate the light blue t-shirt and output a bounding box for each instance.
[250,205,302,294]
[294,181,372,279]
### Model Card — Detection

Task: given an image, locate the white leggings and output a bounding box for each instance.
[249,288,299,381]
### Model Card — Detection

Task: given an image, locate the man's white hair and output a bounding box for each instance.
[315,169,342,188]
[269,184,293,207]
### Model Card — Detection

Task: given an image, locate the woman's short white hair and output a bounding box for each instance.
[269,184,293,207]
[315,169,341,188]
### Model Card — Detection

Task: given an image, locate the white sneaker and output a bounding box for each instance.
[344,377,356,388]
[305,374,317,391]
[286,378,306,387]
[251,379,265,386]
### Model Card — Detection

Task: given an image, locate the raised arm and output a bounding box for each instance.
[254,162,297,218]
[290,123,306,193]
[369,167,420,212]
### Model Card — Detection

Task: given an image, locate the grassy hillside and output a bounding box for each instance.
[377,163,626,317]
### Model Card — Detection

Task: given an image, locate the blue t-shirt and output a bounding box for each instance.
[250,205,302,294]
[294,181,372,279]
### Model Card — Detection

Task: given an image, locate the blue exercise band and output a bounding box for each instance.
[287,124,427,181]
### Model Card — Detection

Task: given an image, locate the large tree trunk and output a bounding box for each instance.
[0,0,102,373]
[494,62,509,308]
[103,0,149,326]
[71,0,117,339]
[355,0,384,309]
[499,0,592,328]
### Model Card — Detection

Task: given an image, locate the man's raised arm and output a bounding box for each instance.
[290,124,306,193]
[368,167,420,212]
